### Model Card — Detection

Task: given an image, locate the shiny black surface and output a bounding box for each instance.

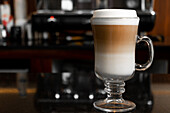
[32,12,93,32]
[137,11,156,32]
[31,10,156,32]
[35,71,153,113]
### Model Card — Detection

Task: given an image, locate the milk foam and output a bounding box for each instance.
[95,53,135,76]
[93,9,138,18]
[91,9,139,25]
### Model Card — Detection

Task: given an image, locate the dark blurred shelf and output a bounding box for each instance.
[0,42,94,50]
[0,39,169,73]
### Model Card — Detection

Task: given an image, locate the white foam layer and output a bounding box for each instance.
[93,9,138,18]
[91,9,139,25]
[95,53,135,76]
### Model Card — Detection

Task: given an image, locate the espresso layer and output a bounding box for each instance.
[93,25,138,54]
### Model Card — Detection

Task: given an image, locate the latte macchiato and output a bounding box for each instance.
[92,9,154,112]
[91,9,139,78]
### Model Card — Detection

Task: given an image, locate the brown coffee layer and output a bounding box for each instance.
[92,25,138,53]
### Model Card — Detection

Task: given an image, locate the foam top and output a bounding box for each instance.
[91,9,139,25]
[93,9,138,18]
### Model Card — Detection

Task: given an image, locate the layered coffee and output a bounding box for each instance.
[91,9,139,78]
[91,9,154,112]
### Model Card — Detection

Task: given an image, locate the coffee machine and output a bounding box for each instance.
[32,0,156,32]
[107,0,156,33]
[31,0,156,45]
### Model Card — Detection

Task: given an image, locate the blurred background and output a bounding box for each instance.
[0,0,169,113]
[0,0,169,74]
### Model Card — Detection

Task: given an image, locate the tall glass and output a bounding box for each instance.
[91,9,154,112]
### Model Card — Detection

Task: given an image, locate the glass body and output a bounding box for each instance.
[93,24,138,81]
[91,17,154,112]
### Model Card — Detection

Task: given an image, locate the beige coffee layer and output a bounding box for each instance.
[92,25,138,54]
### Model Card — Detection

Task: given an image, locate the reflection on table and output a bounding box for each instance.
[0,71,169,113]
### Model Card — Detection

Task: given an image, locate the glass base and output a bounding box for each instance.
[93,99,136,112]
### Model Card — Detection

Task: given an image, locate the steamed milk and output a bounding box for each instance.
[91,9,139,78]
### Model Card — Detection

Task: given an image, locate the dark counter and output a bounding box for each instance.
[0,73,169,113]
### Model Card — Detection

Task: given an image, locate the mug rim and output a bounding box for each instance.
[91,17,140,25]
[91,17,139,19]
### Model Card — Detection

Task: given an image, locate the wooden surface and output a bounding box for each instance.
[149,0,170,42]
[164,0,170,42]
[152,74,170,83]
[0,49,94,72]
[0,49,93,59]
[151,83,170,113]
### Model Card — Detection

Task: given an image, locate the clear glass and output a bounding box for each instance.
[91,18,154,112]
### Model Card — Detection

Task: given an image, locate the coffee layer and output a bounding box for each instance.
[93,25,138,76]
[93,25,138,54]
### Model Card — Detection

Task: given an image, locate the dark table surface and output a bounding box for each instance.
[0,73,169,113]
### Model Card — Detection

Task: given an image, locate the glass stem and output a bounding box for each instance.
[104,80,125,103]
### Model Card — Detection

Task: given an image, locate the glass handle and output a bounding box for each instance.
[135,36,154,71]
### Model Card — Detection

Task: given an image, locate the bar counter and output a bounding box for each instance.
[0,73,169,113]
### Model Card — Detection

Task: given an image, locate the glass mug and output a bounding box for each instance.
[91,9,154,112]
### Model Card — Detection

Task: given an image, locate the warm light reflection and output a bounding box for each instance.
[0,88,36,94]
[152,90,170,95]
